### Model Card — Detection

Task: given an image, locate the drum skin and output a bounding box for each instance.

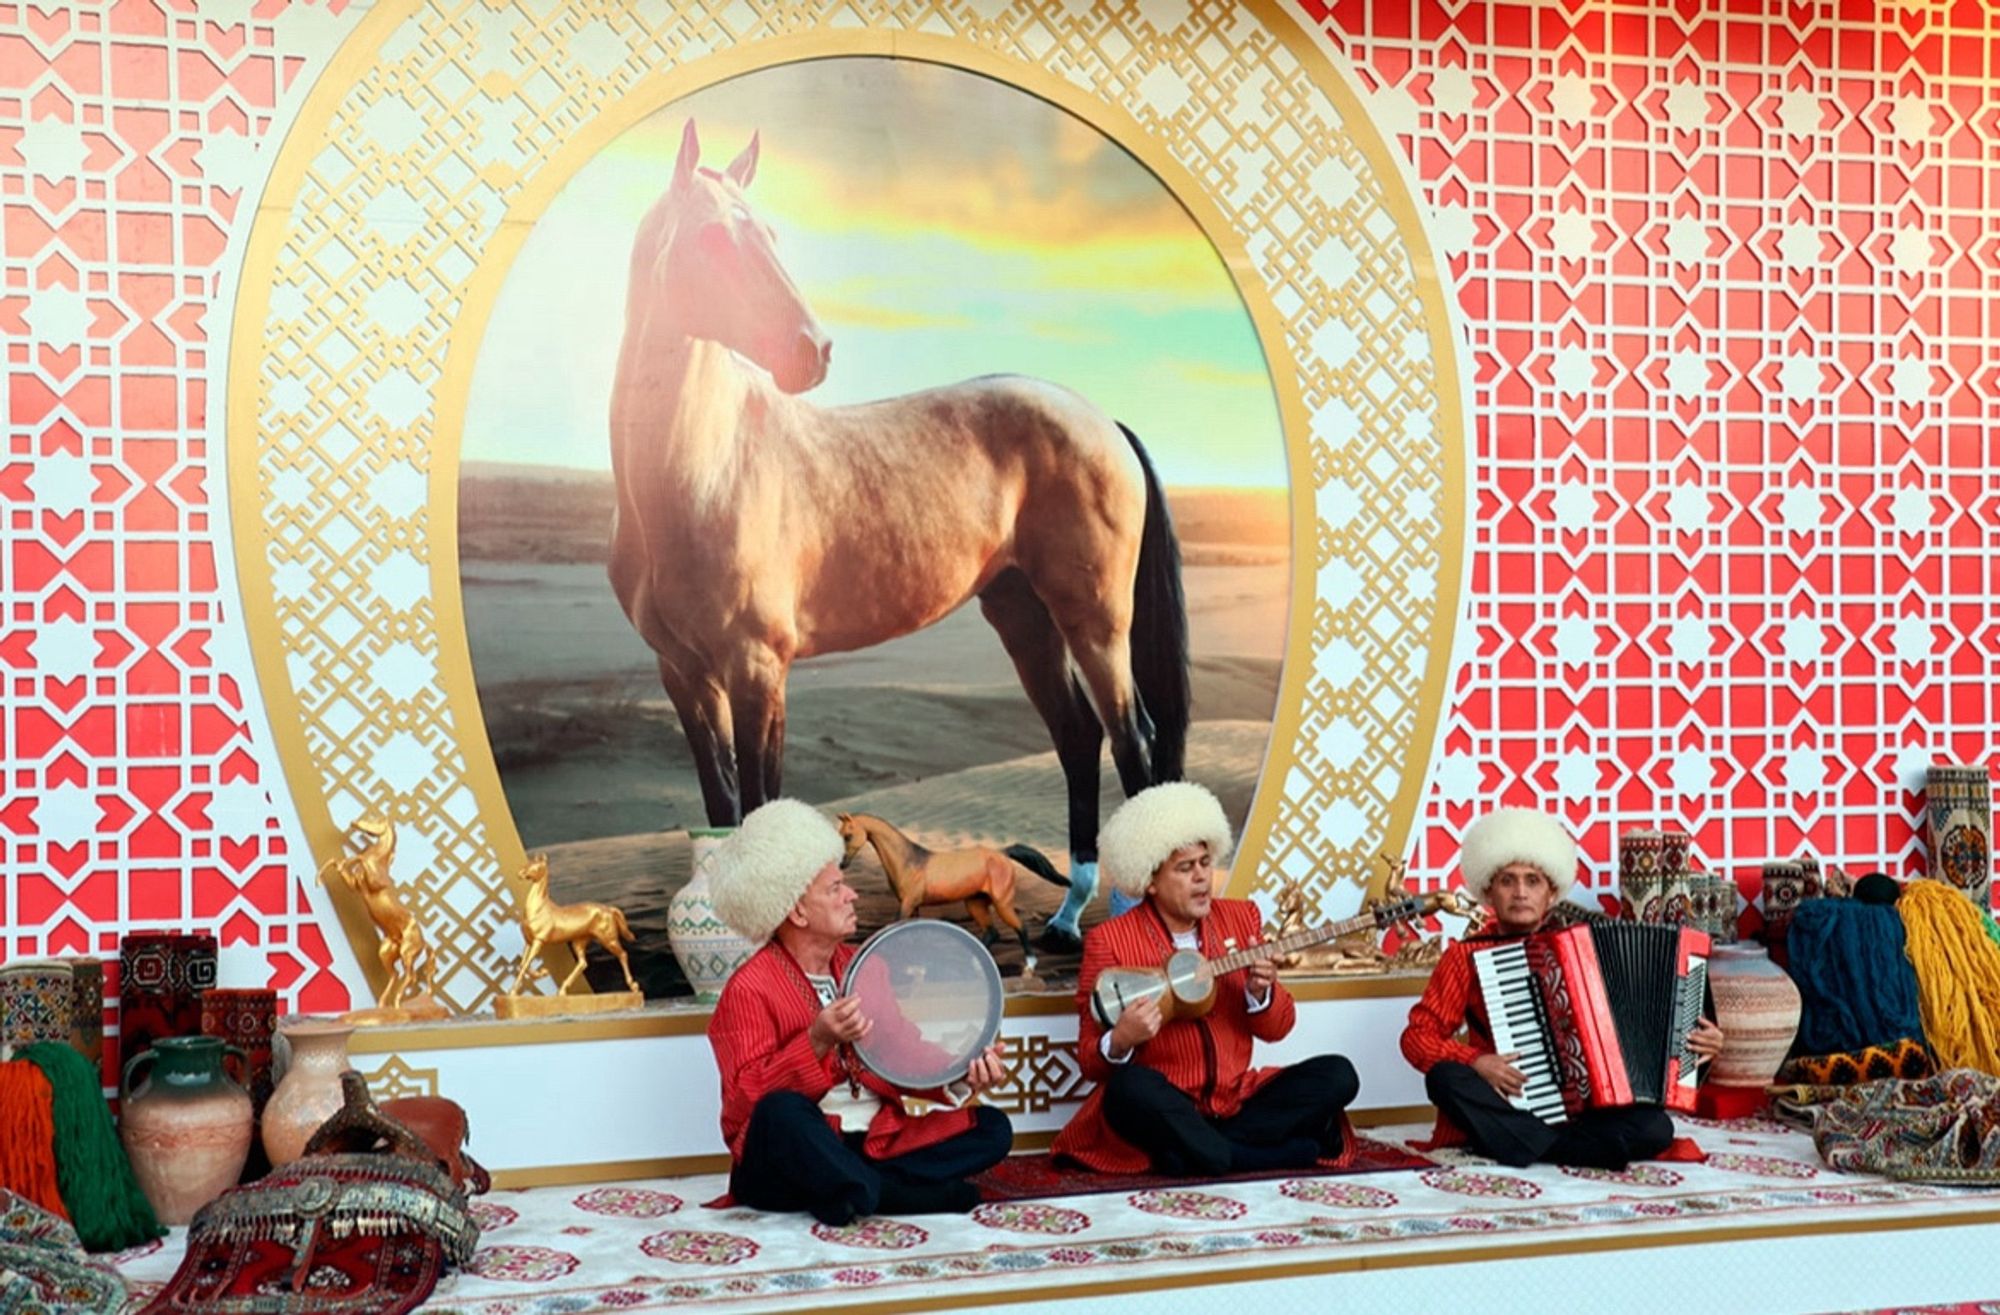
[842,921,1004,1089]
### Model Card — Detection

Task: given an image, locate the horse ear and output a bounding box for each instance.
[673,118,700,192]
[725,130,759,189]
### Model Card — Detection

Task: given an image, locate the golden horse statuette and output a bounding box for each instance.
[318,813,449,1025]
[494,853,644,1020]
[1272,853,1472,977]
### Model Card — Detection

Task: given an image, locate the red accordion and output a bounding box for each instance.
[1472,923,1711,1124]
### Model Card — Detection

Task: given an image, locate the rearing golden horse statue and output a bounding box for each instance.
[318,814,437,1010]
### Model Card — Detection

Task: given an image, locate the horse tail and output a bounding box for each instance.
[1120,423,1190,782]
[1004,844,1070,888]
[612,908,635,943]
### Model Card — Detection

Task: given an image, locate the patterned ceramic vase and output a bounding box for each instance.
[1759,859,1818,959]
[202,988,278,1177]
[1705,943,1802,1088]
[65,957,104,1067]
[1657,827,1693,926]
[1618,829,1665,922]
[1926,764,1993,908]
[119,932,217,1073]
[0,960,75,1054]
[120,1035,252,1225]
[669,828,758,1003]
[261,1017,354,1167]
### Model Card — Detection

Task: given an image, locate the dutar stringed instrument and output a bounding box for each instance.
[1089,892,1458,1028]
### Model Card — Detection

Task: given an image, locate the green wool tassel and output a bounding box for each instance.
[17,1042,163,1253]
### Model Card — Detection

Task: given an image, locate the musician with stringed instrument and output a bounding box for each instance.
[1051,782,1365,1176]
[706,800,1012,1226]
[1400,808,1724,1169]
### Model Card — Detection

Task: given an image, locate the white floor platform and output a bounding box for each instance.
[109,1115,2000,1315]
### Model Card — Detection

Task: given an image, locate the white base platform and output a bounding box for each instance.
[112,1115,2000,1315]
[346,983,1432,1183]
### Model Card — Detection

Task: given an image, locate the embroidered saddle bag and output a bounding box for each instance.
[137,1073,480,1315]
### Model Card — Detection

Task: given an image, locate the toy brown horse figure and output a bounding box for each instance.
[509,854,640,995]
[837,812,1069,966]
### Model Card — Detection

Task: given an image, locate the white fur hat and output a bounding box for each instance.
[1100,781,1236,899]
[709,799,842,944]
[1460,808,1577,903]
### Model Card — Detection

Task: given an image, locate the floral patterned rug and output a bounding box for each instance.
[108,1118,2000,1314]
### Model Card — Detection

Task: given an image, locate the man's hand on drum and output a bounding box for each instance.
[808,994,872,1057]
[1107,996,1163,1060]
[963,1041,1008,1095]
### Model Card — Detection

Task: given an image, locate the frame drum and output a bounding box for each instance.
[841,920,1004,1089]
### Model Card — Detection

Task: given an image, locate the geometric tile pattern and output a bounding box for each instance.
[9,0,2000,1014]
[229,0,1456,1008]
[1294,3,2000,915]
[0,0,356,1010]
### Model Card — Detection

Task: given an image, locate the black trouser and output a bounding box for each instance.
[1425,1061,1674,1169]
[730,1091,1013,1225]
[1100,1053,1360,1176]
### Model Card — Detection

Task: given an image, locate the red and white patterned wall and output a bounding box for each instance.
[4,0,1997,1008]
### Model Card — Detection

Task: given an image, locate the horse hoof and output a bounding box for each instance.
[1037,924,1083,954]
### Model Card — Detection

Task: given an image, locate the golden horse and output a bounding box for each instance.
[837,812,1068,966]
[608,121,1191,953]
[508,854,639,995]
[317,814,436,1009]
[1272,853,1471,974]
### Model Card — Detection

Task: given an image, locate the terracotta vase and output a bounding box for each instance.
[669,827,757,1003]
[1705,943,1803,1088]
[120,1035,252,1226]
[262,1018,354,1167]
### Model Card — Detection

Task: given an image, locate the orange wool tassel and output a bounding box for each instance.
[0,1059,68,1219]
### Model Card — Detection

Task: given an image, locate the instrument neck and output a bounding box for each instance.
[1207,908,1383,975]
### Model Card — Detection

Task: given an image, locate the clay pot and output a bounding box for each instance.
[1706,943,1803,1088]
[262,1017,354,1167]
[120,1035,252,1226]
[669,827,757,1003]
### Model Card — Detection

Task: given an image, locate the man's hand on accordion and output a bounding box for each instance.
[1472,1051,1528,1098]
[1687,1018,1725,1061]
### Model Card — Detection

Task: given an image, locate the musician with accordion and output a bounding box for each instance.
[1051,782,1361,1176]
[1400,808,1726,1169]
[705,800,1013,1226]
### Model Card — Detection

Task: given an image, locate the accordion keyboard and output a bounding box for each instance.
[1473,941,1567,1125]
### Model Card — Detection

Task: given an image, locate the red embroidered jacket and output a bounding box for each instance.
[707,940,976,1165]
[1399,927,1517,1145]
[1051,898,1296,1172]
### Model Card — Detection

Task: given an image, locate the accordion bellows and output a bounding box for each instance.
[1474,923,1711,1124]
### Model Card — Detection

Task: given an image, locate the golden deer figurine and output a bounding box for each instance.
[508,854,640,996]
[318,813,440,1015]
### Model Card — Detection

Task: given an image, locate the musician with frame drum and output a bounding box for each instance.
[706,799,1012,1225]
[1400,807,1725,1168]
[1052,782,1361,1175]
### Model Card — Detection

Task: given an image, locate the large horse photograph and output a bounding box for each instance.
[457,58,1291,995]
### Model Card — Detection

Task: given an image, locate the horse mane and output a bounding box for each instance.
[857,813,934,864]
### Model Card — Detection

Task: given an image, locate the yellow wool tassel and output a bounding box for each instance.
[1900,879,2000,1076]
[0,1059,67,1218]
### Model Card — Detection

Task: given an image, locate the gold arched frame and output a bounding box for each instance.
[231,0,1467,1010]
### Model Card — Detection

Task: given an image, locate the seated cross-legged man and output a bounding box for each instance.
[1400,807,1725,1169]
[1052,782,1360,1176]
[706,799,1013,1226]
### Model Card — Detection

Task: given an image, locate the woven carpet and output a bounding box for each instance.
[972,1135,1432,1202]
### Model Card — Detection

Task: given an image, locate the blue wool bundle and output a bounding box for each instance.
[1785,898,1926,1055]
